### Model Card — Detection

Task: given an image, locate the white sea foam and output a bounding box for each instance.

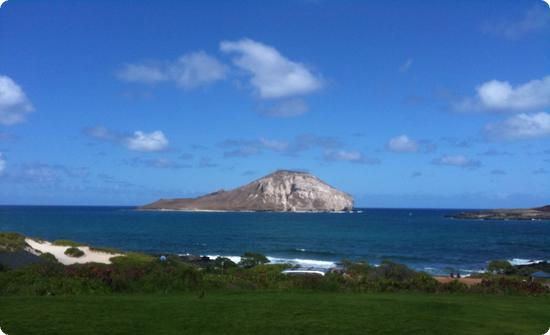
[204,255,242,264]
[201,254,337,269]
[508,258,545,266]
[267,257,336,269]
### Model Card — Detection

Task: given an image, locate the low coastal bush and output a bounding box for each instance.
[53,240,85,247]
[0,232,26,251]
[39,252,59,263]
[110,252,155,266]
[473,277,549,295]
[239,252,270,268]
[205,257,238,274]
[487,260,515,275]
[64,247,85,258]
[0,247,548,296]
[90,246,123,254]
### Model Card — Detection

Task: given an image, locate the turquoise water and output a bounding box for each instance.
[1,206,549,274]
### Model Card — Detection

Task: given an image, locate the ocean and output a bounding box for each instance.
[1,206,549,275]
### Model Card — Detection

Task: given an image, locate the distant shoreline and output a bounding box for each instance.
[449,206,550,221]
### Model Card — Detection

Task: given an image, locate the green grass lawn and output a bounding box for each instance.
[1,292,549,335]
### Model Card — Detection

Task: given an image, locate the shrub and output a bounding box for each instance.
[65,247,85,258]
[53,240,85,247]
[90,246,122,254]
[368,261,416,282]
[208,257,238,274]
[0,232,26,251]
[476,277,549,295]
[110,252,154,266]
[342,259,371,277]
[39,252,59,263]
[239,252,269,268]
[487,260,515,275]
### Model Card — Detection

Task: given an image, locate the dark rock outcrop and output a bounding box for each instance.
[450,206,550,221]
[140,170,354,212]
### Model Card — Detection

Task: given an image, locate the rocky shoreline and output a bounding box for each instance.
[449,205,550,221]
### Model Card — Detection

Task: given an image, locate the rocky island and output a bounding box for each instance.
[450,205,550,221]
[140,170,354,212]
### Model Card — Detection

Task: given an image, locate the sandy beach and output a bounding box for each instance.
[25,238,121,265]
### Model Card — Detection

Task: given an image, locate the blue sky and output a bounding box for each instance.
[0,0,549,208]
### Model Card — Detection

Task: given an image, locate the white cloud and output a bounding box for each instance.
[432,155,481,168]
[169,51,228,89]
[86,126,170,152]
[485,112,550,140]
[0,153,6,176]
[220,38,322,99]
[261,98,309,117]
[124,131,169,152]
[0,75,34,125]
[324,150,380,165]
[117,64,168,84]
[458,75,550,112]
[117,51,227,89]
[482,5,550,39]
[388,135,419,153]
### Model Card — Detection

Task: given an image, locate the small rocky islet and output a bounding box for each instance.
[140,170,354,212]
[450,205,550,221]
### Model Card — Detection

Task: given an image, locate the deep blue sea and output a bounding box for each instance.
[1,206,549,275]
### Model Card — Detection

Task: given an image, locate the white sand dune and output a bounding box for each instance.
[25,238,122,265]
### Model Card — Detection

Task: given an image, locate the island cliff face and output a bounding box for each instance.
[140,170,354,212]
[450,205,550,220]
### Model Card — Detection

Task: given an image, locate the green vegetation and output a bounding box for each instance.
[487,260,514,275]
[64,247,85,258]
[1,233,549,334]
[53,240,85,247]
[110,252,154,266]
[39,252,59,263]
[89,246,122,254]
[0,293,549,335]
[240,252,270,268]
[0,232,26,251]
[0,255,548,296]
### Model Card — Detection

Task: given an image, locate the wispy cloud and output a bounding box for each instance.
[484,112,550,140]
[432,155,481,169]
[2,163,90,186]
[260,98,309,117]
[533,168,548,175]
[490,169,507,176]
[219,134,341,158]
[117,51,228,89]
[323,150,380,165]
[399,58,413,73]
[387,135,435,153]
[0,75,34,125]
[440,137,478,148]
[85,126,170,152]
[482,4,550,39]
[0,152,5,176]
[478,149,513,156]
[388,135,418,153]
[198,157,219,168]
[125,157,191,169]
